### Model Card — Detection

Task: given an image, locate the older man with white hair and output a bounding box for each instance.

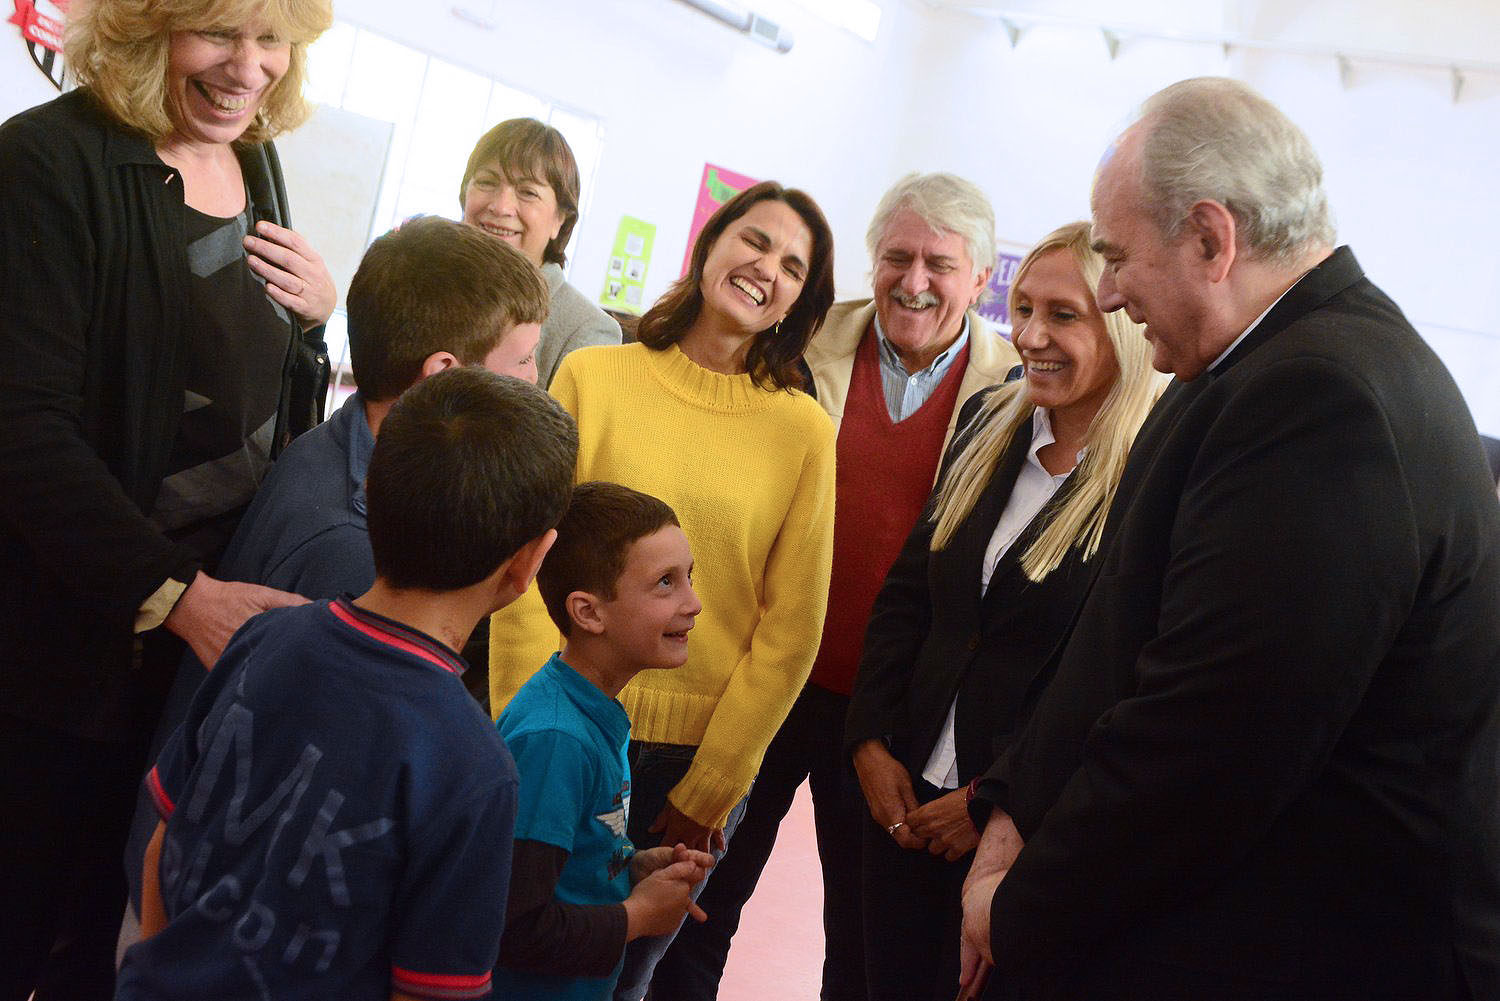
[652,173,1019,1001]
[959,77,1500,1000]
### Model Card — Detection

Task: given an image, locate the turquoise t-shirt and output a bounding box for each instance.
[494,654,634,1000]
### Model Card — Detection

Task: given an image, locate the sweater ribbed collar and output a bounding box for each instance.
[644,343,780,414]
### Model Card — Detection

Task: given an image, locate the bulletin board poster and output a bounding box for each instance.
[680,163,759,277]
[975,247,1027,338]
[600,215,656,315]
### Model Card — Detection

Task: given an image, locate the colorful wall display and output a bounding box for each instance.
[975,248,1027,337]
[600,215,656,314]
[680,163,758,277]
[9,0,68,88]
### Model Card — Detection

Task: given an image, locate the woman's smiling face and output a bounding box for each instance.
[1014,248,1119,425]
[462,161,565,267]
[697,198,812,339]
[164,21,290,150]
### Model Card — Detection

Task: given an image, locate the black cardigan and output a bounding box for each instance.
[0,89,316,739]
[845,388,1104,784]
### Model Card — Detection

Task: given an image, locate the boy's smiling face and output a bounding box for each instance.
[595,524,701,673]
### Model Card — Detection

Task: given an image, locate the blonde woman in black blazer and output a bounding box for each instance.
[845,222,1161,1001]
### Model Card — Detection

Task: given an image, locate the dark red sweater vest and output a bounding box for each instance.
[809,327,969,695]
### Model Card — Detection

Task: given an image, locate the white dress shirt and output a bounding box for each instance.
[921,407,1075,789]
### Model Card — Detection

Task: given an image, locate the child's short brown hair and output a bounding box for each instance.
[537,482,680,636]
[347,216,549,401]
[367,367,577,591]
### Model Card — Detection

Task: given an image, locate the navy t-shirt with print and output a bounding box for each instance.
[116,597,518,1001]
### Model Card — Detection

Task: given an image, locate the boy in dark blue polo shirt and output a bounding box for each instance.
[495,482,715,1001]
[126,218,551,912]
[117,367,578,1001]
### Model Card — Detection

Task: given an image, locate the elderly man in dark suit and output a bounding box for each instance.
[959,77,1500,1000]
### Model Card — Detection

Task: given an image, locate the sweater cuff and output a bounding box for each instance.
[668,757,746,830]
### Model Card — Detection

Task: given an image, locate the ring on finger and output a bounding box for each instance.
[887,821,905,836]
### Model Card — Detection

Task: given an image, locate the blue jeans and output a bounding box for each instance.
[613,741,750,1001]
[650,683,866,1001]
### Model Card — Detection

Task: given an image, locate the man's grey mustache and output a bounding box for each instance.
[892,290,939,309]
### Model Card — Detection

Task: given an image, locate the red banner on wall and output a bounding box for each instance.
[9,0,68,54]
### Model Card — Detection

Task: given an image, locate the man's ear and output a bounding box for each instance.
[565,590,606,636]
[418,351,460,380]
[968,264,994,308]
[1186,200,1236,284]
[497,529,557,602]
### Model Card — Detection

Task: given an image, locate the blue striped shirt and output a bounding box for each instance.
[872,315,970,422]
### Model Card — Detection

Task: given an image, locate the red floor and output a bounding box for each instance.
[718,780,825,1001]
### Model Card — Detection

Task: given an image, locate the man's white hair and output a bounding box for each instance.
[1136,77,1335,263]
[866,172,997,277]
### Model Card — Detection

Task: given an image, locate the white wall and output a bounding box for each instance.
[332,0,924,306]
[4,0,1498,433]
[900,0,1500,434]
[1,39,65,116]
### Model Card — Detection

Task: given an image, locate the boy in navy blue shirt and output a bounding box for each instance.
[126,218,551,910]
[117,367,578,1001]
[495,482,715,1000]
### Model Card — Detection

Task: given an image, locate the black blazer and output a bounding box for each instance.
[846,388,1102,784]
[976,248,1500,999]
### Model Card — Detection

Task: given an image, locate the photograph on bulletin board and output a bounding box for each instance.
[681,163,759,277]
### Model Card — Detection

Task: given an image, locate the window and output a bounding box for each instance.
[302,21,606,406]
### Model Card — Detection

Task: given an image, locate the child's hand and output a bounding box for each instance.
[627,845,676,884]
[629,843,714,885]
[670,842,716,874]
[622,860,710,940]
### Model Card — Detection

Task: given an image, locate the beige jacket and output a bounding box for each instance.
[803,298,1020,459]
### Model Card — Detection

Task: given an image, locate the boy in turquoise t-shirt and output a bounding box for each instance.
[494,481,714,1000]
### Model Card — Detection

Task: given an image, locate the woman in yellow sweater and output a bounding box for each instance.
[490,180,837,999]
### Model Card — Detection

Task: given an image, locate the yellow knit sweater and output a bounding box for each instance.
[489,342,836,828]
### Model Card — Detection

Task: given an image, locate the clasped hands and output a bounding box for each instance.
[623,842,716,940]
[852,739,978,859]
[852,741,1023,998]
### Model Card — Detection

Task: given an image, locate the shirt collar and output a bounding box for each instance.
[1027,406,1084,474]
[873,312,970,377]
[342,392,374,519]
[1207,277,1303,372]
[545,653,632,741]
[328,596,468,676]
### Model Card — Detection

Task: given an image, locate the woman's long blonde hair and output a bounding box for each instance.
[929,221,1161,580]
[65,0,332,145]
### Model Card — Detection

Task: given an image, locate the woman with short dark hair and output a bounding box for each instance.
[461,118,621,387]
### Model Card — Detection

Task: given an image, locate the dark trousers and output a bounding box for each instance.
[615,741,750,1001]
[651,683,867,1001]
[862,774,972,1001]
[0,712,150,1001]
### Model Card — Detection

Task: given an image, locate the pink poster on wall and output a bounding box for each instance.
[680,163,760,277]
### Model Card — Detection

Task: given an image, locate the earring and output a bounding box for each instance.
[774,319,783,336]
